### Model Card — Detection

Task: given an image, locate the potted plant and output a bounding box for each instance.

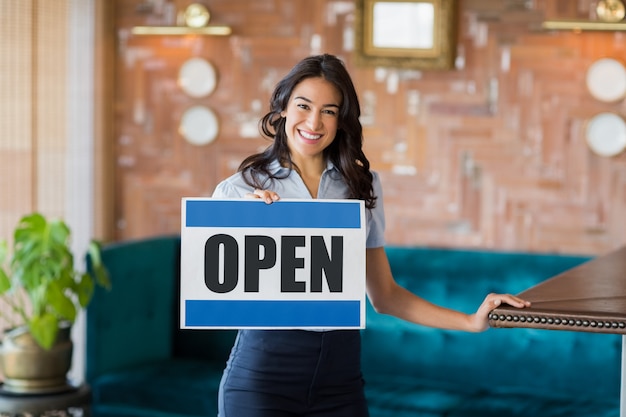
[0,212,110,393]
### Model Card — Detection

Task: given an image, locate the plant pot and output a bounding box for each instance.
[0,323,73,393]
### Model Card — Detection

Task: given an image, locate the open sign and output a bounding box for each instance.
[180,198,366,329]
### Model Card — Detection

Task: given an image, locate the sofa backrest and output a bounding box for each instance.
[86,235,181,381]
[361,246,622,398]
[86,235,237,382]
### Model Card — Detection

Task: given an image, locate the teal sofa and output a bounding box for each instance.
[86,236,621,417]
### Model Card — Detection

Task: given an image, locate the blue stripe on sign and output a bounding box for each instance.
[185,200,361,228]
[185,300,361,327]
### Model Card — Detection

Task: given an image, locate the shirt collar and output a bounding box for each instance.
[268,158,338,175]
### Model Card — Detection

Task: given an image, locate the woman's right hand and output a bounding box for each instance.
[245,189,280,204]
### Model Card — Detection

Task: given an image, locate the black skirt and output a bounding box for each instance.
[218,329,369,417]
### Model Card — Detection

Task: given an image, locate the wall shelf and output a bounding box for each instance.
[542,19,626,31]
[131,26,231,36]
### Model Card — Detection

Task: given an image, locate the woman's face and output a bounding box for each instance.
[282,77,341,162]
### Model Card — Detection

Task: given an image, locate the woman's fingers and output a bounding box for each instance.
[487,293,531,310]
[245,189,281,204]
[471,293,531,332]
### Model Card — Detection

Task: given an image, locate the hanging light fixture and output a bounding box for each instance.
[131,3,232,36]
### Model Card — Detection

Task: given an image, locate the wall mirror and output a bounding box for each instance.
[354,0,458,70]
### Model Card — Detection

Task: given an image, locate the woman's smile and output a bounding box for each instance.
[298,129,323,141]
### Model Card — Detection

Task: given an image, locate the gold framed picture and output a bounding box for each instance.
[354,0,458,70]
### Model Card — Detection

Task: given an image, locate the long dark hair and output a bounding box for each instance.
[238,54,376,209]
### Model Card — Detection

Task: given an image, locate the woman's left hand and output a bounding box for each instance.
[470,293,531,332]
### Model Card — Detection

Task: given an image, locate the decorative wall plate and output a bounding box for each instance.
[585,58,626,103]
[178,57,217,98]
[179,106,219,146]
[585,112,626,157]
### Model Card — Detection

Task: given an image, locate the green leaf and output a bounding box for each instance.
[88,240,111,289]
[0,239,7,264]
[48,219,70,246]
[0,240,9,294]
[28,284,47,317]
[15,213,46,246]
[0,269,11,294]
[46,281,76,323]
[76,272,95,308]
[29,313,58,350]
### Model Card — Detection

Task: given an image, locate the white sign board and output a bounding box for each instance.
[180,198,366,329]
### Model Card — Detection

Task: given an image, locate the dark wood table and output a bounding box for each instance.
[489,245,626,416]
[0,383,91,416]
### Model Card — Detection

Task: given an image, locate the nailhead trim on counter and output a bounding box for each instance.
[488,312,626,334]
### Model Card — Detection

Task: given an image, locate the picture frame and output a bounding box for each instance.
[354,0,458,70]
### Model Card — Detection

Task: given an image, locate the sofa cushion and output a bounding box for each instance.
[91,358,225,417]
[365,374,620,417]
[447,388,620,417]
[365,375,473,417]
[362,319,622,400]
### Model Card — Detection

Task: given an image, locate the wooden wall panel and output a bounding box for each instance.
[111,0,626,255]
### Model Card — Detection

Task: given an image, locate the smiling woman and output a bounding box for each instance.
[208,53,530,417]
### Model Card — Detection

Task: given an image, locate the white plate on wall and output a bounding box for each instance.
[585,112,626,157]
[179,106,219,146]
[585,58,626,103]
[178,57,217,98]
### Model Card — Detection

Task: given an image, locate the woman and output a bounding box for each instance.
[212,53,530,417]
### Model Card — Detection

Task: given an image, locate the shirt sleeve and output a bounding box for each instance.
[211,174,249,199]
[366,171,386,249]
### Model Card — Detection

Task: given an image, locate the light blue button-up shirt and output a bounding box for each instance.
[212,159,386,249]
